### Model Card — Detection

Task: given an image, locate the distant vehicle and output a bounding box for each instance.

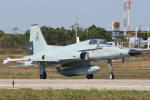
[3,25,141,79]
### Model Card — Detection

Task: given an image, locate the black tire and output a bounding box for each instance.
[109,73,114,79]
[40,71,47,79]
[86,74,93,79]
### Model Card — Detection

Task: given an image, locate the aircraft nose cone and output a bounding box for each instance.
[128,49,142,56]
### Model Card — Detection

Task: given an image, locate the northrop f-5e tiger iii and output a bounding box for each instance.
[3,25,141,79]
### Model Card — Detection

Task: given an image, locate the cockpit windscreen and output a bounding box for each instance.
[89,39,107,45]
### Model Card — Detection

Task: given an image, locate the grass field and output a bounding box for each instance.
[0,89,150,100]
[0,50,150,79]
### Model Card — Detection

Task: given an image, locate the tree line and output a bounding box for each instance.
[0,25,112,53]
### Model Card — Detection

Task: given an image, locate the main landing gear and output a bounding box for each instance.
[108,60,114,79]
[39,62,47,79]
[86,74,93,79]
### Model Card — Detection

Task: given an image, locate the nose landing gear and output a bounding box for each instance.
[108,60,114,79]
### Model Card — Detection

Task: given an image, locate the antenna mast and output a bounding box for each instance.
[124,0,127,37]
[75,16,80,43]
[128,0,132,32]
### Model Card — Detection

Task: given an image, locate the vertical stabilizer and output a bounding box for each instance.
[29,24,47,55]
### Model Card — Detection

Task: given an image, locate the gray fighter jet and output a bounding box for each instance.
[3,25,141,79]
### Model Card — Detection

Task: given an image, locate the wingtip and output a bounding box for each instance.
[3,58,11,64]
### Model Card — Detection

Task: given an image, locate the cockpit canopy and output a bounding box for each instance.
[89,39,107,45]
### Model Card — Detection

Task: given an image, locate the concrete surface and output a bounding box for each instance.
[0,79,150,90]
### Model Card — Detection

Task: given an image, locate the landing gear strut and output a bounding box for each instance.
[108,60,114,79]
[39,62,47,79]
[86,74,93,79]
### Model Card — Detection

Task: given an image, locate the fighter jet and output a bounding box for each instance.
[3,24,141,79]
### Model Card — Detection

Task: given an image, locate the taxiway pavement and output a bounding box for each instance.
[0,79,150,90]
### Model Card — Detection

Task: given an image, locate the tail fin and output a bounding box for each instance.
[28,25,47,55]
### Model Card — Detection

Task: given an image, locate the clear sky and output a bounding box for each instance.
[0,0,150,33]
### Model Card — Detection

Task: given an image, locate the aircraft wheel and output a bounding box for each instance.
[86,74,93,79]
[40,71,47,79]
[109,73,114,80]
